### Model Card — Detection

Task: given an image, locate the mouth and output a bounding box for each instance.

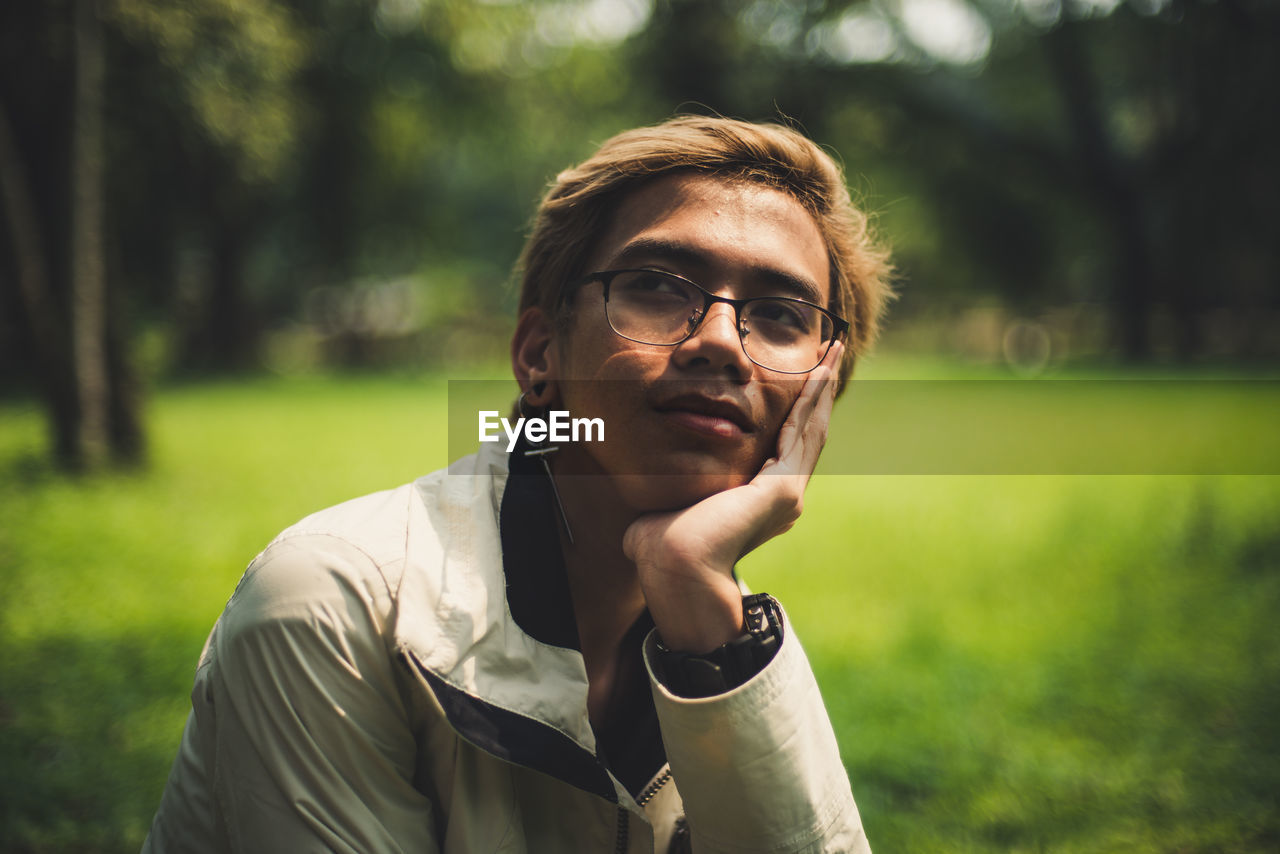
[651,393,754,439]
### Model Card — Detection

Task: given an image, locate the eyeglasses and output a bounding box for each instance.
[572,268,849,374]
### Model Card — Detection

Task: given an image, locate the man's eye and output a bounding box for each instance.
[618,272,688,297]
[750,300,812,332]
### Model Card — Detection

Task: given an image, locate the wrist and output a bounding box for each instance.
[643,573,744,654]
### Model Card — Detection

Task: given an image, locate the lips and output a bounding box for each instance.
[651,392,755,437]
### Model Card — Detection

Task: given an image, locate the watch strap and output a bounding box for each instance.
[654,593,784,698]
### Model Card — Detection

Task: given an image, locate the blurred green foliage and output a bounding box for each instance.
[3,0,1278,386]
[107,0,307,183]
[758,472,1280,852]
[2,369,1278,851]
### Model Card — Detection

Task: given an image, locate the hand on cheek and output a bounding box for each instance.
[624,342,844,654]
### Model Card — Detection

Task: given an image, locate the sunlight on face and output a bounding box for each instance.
[549,173,831,511]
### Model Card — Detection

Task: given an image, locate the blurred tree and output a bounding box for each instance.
[107,0,308,372]
[786,0,1280,359]
[634,0,1278,359]
[69,0,120,464]
[0,0,141,468]
[3,0,1276,474]
[1,0,307,466]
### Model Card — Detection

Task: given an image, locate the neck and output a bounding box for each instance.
[546,455,651,729]
[552,467,647,654]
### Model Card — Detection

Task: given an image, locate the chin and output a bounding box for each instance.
[611,469,750,513]
[558,442,765,512]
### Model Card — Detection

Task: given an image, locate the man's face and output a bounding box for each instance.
[551,172,832,511]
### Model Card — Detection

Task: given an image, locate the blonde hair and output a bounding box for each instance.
[516,116,894,387]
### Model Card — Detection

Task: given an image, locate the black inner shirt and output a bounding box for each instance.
[499,438,668,798]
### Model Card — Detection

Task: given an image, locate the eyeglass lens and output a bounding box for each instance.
[604,270,835,373]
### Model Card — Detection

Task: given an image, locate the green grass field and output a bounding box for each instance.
[2,369,1278,852]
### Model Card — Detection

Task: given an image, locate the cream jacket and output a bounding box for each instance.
[143,443,871,853]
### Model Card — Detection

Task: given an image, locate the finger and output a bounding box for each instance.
[775,341,843,470]
[808,340,843,444]
[773,349,834,459]
[795,341,843,433]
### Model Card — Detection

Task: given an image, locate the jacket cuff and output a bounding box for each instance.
[642,603,868,853]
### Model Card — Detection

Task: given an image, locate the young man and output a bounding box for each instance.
[144,116,893,853]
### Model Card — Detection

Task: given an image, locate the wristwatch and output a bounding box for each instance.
[653,593,784,698]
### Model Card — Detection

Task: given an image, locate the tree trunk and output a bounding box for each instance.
[106,287,146,462]
[69,0,109,468]
[209,218,257,371]
[0,99,82,465]
[1044,15,1154,361]
[175,216,258,373]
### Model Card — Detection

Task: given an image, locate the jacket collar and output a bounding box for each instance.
[397,440,665,801]
[500,435,580,650]
[500,436,667,798]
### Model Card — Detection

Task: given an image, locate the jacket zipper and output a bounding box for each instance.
[614,806,630,853]
[612,767,675,853]
[616,767,671,853]
[636,768,672,807]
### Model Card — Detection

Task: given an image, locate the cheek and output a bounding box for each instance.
[761,381,803,434]
[558,350,664,428]
[557,309,668,384]
[554,321,622,383]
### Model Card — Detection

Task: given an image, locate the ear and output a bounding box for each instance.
[510,307,560,407]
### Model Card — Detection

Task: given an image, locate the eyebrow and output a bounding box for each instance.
[610,237,827,305]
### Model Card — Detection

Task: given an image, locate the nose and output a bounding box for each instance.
[672,301,753,378]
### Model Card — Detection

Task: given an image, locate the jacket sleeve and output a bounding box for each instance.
[146,534,440,854]
[643,603,870,854]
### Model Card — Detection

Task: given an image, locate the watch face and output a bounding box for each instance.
[743,593,782,639]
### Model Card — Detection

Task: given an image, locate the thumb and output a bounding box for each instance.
[622,516,651,563]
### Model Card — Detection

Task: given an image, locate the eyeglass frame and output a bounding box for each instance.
[564,268,850,375]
